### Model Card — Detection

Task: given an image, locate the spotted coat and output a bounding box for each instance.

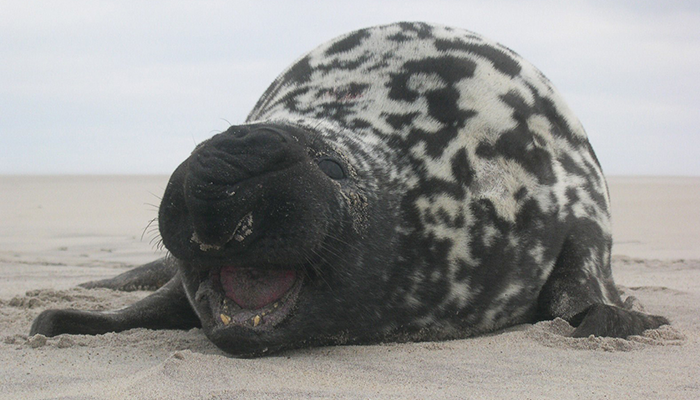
[29,22,670,355]
[246,22,618,337]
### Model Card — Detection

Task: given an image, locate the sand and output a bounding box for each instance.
[1,175,698,399]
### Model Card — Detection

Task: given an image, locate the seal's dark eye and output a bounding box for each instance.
[318,158,346,180]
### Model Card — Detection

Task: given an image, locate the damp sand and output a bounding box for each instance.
[1,175,699,399]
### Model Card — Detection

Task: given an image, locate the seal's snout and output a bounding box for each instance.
[158,123,334,264]
[181,125,305,248]
[188,126,298,197]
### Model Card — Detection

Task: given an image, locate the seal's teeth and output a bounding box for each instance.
[233,212,254,242]
[220,314,231,325]
[253,315,262,327]
[191,232,223,252]
[273,302,279,309]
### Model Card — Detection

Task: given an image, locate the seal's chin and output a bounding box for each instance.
[198,266,303,331]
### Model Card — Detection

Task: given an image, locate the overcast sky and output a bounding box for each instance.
[2,0,698,175]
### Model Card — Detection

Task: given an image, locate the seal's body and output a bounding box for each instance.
[31,22,668,356]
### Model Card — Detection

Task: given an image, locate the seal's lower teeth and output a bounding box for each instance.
[220,314,231,325]
[253,315,262,327]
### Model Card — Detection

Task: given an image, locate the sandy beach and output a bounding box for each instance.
[1,175,698,399]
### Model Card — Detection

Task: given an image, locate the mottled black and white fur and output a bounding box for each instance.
[31,22,668,357]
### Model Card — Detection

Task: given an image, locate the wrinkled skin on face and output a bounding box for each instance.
[158,123,400,356]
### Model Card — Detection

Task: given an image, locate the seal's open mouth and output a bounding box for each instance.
[221,267,296,309]
[214,266,303,329]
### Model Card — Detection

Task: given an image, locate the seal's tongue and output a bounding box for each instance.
[220,266,296,310]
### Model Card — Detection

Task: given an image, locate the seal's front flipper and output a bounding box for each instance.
[537,233,669,338]
[79,257,177,291]
[30,274,200,337]
[569,304,669,338]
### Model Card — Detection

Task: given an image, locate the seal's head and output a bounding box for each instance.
[159,123,395,356]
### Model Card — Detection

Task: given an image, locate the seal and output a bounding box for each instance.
[30,22,669,357]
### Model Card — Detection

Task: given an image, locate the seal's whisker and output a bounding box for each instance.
[315,242,346,265]
[306,247,334,291]
[323,232,366,254]
[149,236,164,250]
[141,218,158,241]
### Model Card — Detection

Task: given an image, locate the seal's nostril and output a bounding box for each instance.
[220,125,290,146]
[186,125,306,192]
[250,127,290,143]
